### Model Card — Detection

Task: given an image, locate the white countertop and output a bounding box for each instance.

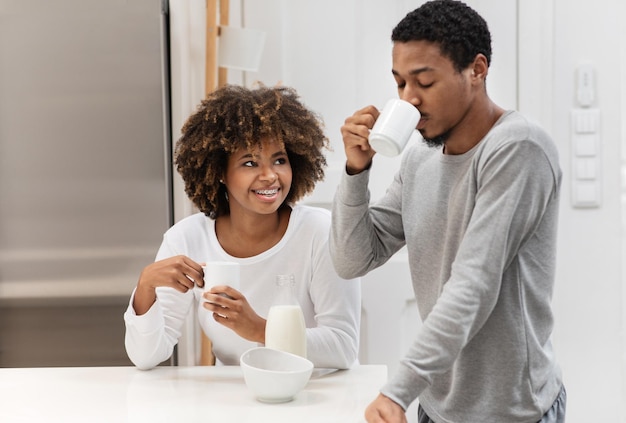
[0,365,387,422]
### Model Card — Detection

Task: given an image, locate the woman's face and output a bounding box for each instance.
[222,137,292,217]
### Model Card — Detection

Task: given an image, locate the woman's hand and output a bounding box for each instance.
[203,287,267,344]
[133,255,204,315]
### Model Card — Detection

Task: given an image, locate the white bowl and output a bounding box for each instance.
[240,347,314,403]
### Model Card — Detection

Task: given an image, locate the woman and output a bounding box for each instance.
[124,85,361,370]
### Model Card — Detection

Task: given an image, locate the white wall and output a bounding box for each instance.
[520,1,625,421]
[170,0,626,421]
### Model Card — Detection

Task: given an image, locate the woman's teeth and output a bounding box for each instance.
[255,189,278,196]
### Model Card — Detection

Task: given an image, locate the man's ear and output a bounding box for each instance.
[470,53,489,80]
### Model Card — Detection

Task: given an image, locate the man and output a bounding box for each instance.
[330,1,566,422]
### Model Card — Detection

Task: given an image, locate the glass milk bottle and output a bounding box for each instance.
[265,274,307,358]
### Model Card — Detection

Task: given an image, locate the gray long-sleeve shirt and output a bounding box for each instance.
[330,111,563,423]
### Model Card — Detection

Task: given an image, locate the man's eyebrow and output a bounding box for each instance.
[392,67,434,76]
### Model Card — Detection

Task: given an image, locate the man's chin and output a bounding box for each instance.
[419,128,447,148]
[421,136,446,148]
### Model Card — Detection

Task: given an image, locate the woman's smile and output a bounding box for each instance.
[253,187,281,201]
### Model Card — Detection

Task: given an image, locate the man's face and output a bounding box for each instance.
[392,40,475,147]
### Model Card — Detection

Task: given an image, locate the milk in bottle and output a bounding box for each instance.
[265,274,307,358]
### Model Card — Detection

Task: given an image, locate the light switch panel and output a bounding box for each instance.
[571,108,601,208]
[576,65,595,108]
[574,158,597,180]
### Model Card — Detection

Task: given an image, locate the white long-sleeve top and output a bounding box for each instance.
[124,204,361,370]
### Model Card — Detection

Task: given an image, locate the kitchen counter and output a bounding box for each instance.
[0,364,387,422]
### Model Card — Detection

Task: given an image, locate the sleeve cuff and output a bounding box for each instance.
[379,361,429,411]
[123,290,164,334]
[336,166,371,206]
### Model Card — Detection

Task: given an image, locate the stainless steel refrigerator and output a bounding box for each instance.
[0,0,172,366]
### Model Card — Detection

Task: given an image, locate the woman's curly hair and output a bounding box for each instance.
[175,84,329,219]
[391,0,492,72]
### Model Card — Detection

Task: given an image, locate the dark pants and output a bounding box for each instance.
[417,385,567,423]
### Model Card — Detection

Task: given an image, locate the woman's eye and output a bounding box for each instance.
[243,161,257,167]
[418,81,434,88]
[274,157,287,165]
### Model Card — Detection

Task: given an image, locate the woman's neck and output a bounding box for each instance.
[215,206,291,258]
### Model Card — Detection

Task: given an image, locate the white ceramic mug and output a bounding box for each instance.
[203,261,240,293]
[368,99,421,157]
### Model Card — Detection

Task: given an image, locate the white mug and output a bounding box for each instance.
[203,261,240,292]
[369,99,421,157]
